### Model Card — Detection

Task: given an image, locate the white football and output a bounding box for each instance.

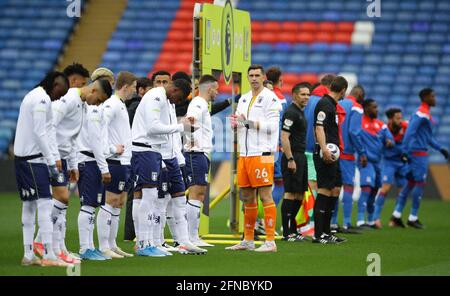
[320,143,340,161]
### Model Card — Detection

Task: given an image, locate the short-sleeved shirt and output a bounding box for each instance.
[313,95,339,146]
[281,103,307,153]
[184,96,212,154]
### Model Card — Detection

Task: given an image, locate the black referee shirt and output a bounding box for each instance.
[281,102,306,153]
[313,94,339,146]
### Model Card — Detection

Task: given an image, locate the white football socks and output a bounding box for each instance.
[97,204,113,251]
[186,199,202,242]
[132,199,141,240]
[51,199,67,255]
[109,207,120,250]
[78,205,95,253]
[166,198,178,242]
[173,196,190,245]
[37,199,56,259]
[22,201,37,260]
[138,188,157,249]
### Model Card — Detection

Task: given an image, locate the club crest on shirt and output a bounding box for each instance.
[118,181,125,191]
[257,97,263,104]
[40,100,46,104]
[154,97,160,101]
[151,172,158,181]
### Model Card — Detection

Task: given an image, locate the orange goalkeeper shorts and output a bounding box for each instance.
[237,155,274,188]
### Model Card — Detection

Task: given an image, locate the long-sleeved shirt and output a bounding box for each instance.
[384,121,408,160]
[77,104,109,174]
[361,115,394,163]
[338,95,366,159]
[132,87,184,151]
[14,87,57,165]
[51,88,85,170]
[161,101,184,162]
[305,85,329,153]
[402,102,442,155]
[103,94,132,165]
[235,87,282,156]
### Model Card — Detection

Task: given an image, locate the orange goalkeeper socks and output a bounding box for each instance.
[243,203,258,241]
[263,202,277,241]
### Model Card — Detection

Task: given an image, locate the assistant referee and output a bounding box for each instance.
[312,76,348,244]
[280,82,311,242]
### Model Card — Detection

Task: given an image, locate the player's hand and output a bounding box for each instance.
[322,148,334,164]
[288,159,297,173]
[180,117,199,133]
[115,144,125,155]
[48,164,60,181]
[441,148,449,160]
[360,155,368,168]
[230,114,245,130]
[401,153,409,164]
[55,160,62,172]
[102,172,112,184]
[386,139,394,148]
[69,169,79,182]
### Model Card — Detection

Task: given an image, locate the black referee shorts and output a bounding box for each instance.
[281,152,308,194]
[313,152,342,190]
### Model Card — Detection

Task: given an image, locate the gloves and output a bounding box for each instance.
[401,153,409,164]
[48,164,60,182]
[441,148,449,160]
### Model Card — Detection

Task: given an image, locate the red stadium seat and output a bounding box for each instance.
[262,21,282,32]
[283,73,299,84]
[316,32,333,43]
[281,21,299,33]
[337,22,354,33]
[298,73,319,85]
[251,21,264,32]
[318,22,336,33]
[297,32,314,43]
[299,22,318,33]
[334,32,352,44]
[259,32,278,43]
[278,32,297,43]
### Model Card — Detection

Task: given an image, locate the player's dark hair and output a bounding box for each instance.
[136,77,152,93]
[320,74,336,87]
[311,82,321,91]
[330,76,348,93]
[172,71,191,83]
[419,88,433,101]
[263,80,273,87]
[63,62,90,78]
[292,82,311,94]
[37,71,69,93]
[151,70,171,83]
[248,64,265,74]
[350,85,365,101]
[173,79,192,99]
[97,78,113,98]
[199,74,218,85]
[363,98,376,110]
[385,108,402,119]
[266,66,282,85]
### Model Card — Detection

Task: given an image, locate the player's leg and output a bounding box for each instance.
[356,162,374,227]
[77,161,107,260]
[391,163,414,227]
[272,151,284,207]
[367,164,382,226]
[374,160,396,228]
[407,156,428,229]
[132,151,166,257]
[184,152,212,247]
[339,159,355,230]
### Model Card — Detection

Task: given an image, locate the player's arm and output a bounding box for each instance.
[67,137,79,182]
[428,122,448,159]
[32,98,56,166]
[147,99,184,135]
[102,102,124,156]
[87,108,109,175]
[314,103,333,163]
[281,111,296,172]
[349,107,367,157]
[257,97,282,133]
[382,124,395,148]
[211,100,230,115]
[401,114,421,154]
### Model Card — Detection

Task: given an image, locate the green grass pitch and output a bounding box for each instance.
[1,192,450,276]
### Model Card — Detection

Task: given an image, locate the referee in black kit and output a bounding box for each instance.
[312,76,348,244]
[280,83,311,242]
